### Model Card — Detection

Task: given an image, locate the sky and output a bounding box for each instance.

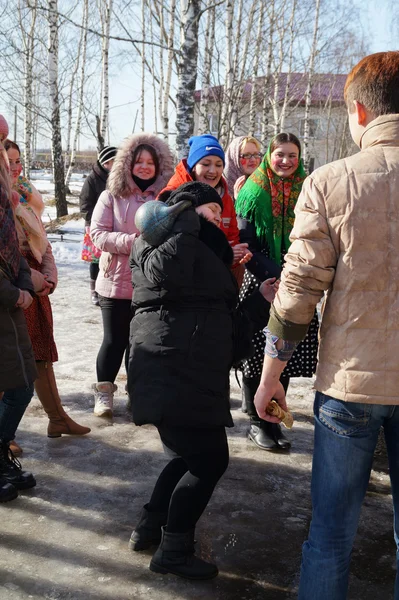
[1,0,396,152]
[102,0,397,151]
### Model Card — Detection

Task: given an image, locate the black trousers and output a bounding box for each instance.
[96,295,132,383]
[147,425,229,533]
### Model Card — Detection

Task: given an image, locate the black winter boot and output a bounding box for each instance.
[271,423,291,450]
[150,527,218,580]
[0,441,36,490]
[0,477,18,503]
[248,421,277,450]
[129,504,167,551]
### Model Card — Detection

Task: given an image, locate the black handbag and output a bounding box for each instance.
[231,306,254,368]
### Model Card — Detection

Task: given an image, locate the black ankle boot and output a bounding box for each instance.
[128,504,167,551]
[150,527,218,580]
[248,421,277,450]
[271,423,291,450]
[0,441,36,490]
[0,477,18,503]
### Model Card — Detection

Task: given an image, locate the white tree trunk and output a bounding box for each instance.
[161,0,176,141]
[175,0,201,158]
[100,0,113,147]
[249,1,265,136]
[65,0,89,189]
[261,0,275,147]
[48,0,67,218]
[21,0,37,180]
[229,0,243,135]
[238,0,257,83]
[220,0,234,145]
[272,16,285,135]
[302,0,321,171]
[198,0,216,133]
[279,0,297,131]
[65,17,84,182]
[150,8,158,134]
[141,0,146,131]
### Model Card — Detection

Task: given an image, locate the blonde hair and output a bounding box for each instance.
[0,142,12,202]
[240,136,261,152]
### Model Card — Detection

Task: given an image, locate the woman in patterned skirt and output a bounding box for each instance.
[235,133,318,451]
[5,140,90,451]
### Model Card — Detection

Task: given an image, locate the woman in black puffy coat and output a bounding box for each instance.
[127,182,277,580]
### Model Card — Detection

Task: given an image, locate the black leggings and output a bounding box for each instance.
[89,262,100,281]
[148,425,229,533]
[96,296,132,383]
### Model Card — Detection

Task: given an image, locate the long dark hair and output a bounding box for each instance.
[270,133,301,154]
[4,140,21,155]
[132,144,160,178]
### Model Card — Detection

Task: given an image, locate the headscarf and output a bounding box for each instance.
[10,191,48,264]
[0,175,20,281]
[224,136,246,198]
[15,174,44,217]
[235,136,307,265]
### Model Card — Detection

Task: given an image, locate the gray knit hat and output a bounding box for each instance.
[98,146,117,166]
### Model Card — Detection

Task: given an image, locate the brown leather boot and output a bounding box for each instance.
[9,440,23,456]
[34,362,91,438]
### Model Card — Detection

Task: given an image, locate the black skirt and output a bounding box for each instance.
[238,269,319,379]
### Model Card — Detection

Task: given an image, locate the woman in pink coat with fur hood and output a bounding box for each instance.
[90,133,174,417]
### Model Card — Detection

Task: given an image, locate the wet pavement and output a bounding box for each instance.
[0,266,396,599]
[0,376,396,600]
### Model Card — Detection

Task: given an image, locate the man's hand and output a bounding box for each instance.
[16,290,33,310]
[255,380,288,423]
[254,354,288,422]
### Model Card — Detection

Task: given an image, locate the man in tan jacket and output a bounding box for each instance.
[254,51,399,599]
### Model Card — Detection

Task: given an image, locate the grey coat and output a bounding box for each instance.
[0,257,37,391]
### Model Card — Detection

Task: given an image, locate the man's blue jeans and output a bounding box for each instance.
[0,383,34,442]
[298,391,399,600]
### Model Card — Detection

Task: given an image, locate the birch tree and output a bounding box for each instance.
[18,0,37,180]
[279,0,297,131]
[161,0,176,140]
[141,0,146,131]
[249,1,265,136]
[261,0,275,147]
[64,29,84,183]
[198,0,216,133]
[48,0,67,218]
[175,0,200,158]
[99,0,113,149]
[65,0,89,189]
[220,0,234,145]
[302,0,321,171]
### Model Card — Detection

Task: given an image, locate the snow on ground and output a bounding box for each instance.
[36,172,86,263]
[0,173,395,600]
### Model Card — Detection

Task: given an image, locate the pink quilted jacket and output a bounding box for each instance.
[90,133,174,300]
